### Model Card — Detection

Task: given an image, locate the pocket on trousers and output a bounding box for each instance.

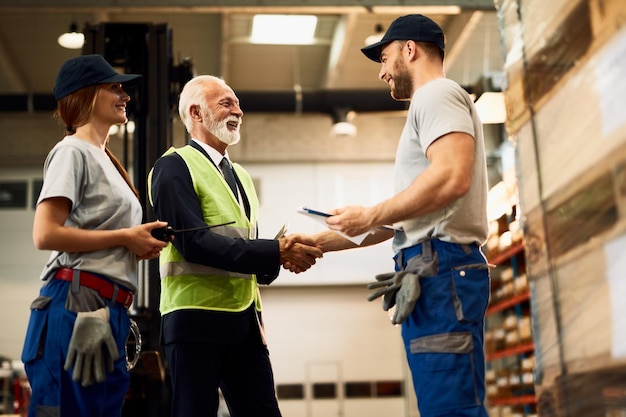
[416,351,481,412]
[410,332,480,412]
[450,264,490,324]
[21,296,52,363]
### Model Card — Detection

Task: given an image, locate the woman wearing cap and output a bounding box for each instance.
[21,54,168,417]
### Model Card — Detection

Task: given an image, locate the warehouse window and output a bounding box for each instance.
[375,380,403,397]
[312,382,336,399]
[0,181,28,209]
[276,384,304,400]
[345,382,372,398]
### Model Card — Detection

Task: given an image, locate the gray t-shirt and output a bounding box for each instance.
[37,136,142,291]
[392,78,489,252]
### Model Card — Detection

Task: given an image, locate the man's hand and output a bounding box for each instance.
[279,236,323,273]
[326,205,375,237]
[64,307,119,387]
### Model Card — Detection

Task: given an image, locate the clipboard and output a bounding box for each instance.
[297,206,369,244]
[299,206,401,232]
[301,207,332,218]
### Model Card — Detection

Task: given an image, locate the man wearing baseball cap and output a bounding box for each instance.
[299,14,490,416]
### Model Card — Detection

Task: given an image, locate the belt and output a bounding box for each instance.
[54,268,134,308]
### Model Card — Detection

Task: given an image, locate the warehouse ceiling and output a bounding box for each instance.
[0,0,504,112]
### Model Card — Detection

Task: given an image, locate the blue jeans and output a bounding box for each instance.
[397,240,490,417]
[21,278,130,417]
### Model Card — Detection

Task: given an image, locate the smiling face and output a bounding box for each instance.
[378,41,413,101]
[202,83,243,146]
[93,83,131,125]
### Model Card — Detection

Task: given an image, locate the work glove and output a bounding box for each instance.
[64,307,119,387]
[367,271,421,325]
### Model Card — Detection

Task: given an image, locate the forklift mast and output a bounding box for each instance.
[83,22,192,417]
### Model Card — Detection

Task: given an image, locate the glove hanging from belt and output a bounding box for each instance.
[367,271,421,325]
[64,307,119,387]
[367,240,438,325]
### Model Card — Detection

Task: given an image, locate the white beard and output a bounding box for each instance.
[206,112,241,146]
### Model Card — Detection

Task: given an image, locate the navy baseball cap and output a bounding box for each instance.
[53,54,141,100]
[361,14,445,63]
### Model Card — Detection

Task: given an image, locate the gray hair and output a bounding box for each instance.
[178,75,227,133]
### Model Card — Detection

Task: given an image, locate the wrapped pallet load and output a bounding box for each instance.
[494,0,626,415]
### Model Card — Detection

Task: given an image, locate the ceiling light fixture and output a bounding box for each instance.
[330,107,357,138]
[251,14,317,45]
[58,23,85,50]
[364,23,385,46]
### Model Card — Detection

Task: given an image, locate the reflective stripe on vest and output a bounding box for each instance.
[159,222,255,280]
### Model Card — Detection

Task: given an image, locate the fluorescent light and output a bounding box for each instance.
[475,92,506,124]
[251,15,317,45]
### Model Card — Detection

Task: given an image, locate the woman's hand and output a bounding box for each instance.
[128,220,170,259]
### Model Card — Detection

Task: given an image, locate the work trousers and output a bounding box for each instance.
[163,307,282,417]
[397,239,490,417]
[21,278,130,417]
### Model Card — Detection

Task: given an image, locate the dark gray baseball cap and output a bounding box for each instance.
[54,54,141,100]
[361,14,445,63]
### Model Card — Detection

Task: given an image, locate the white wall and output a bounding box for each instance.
[249,161,396,286]
[262,285,409,417]
[0,168,50,360]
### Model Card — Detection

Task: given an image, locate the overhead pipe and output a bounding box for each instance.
[0,89,409,114]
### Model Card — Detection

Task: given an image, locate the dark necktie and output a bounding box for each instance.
[219,157,239,199]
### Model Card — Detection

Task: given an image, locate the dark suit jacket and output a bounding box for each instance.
[150,140,278,344]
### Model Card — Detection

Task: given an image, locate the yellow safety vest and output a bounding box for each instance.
[148,145,262,315]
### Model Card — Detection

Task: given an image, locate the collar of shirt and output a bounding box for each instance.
[190,138,244,207]
[190,138,230,173]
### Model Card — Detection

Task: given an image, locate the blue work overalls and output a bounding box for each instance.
[21,277,131,417]
[397,239,490,417]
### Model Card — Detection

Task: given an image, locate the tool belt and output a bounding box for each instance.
[54,268,134,308]
[395,239,438,275]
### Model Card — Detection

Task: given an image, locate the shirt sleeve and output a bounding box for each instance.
[413,80,475,152]
[38,143,85,208]
[150,152,280,278]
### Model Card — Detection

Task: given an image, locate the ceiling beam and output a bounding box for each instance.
[323,13,358,89]
[444,11,484,74]
[0,90,410,114]
[0,0,496,11]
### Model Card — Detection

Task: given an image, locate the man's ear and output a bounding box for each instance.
[406,40,419,61]
[190,105,202,120]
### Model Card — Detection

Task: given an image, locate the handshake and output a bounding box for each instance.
[278,234,324,274]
